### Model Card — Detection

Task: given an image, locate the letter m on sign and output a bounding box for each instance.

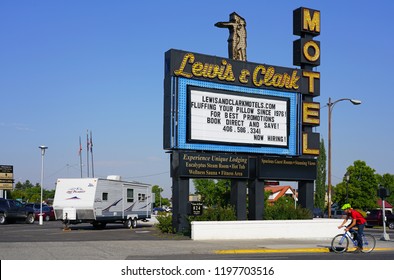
[293,7,320,37]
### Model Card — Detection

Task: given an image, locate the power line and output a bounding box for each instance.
[123,171,169,180]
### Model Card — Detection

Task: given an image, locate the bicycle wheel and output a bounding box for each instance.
[331,234,349,253]
[361,234,376,253]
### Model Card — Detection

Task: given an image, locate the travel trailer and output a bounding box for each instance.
[53,176,152,229]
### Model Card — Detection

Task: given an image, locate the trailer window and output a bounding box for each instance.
[102,193,108,201]
[138,193,146,201]
[127,189,134,203]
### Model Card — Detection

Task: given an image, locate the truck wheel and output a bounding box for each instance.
[131,218,137,228]
[45,215,50,222]
[388,221,394,230]
[0,213,6,224]
[25,214,35,224]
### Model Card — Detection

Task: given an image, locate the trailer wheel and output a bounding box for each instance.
[131,218,137,228]
[124,218,133,229]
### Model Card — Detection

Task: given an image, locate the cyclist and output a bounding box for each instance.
[338,203,366,252]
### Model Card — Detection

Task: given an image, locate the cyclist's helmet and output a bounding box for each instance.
[341,203,351,210]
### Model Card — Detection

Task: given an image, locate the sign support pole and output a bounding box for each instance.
[171,151,191,233]
[248,179,264,220]
[230,180,247,220]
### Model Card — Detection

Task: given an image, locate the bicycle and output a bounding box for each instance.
[331,227,376,253]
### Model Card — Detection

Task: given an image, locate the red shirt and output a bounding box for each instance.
[350,209,366,225]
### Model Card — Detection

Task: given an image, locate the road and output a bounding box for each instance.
[0,220,393,260]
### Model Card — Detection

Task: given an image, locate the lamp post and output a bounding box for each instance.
[327,98,361,218]
[344,171,350,203]
[159,189,162,208]
[378,185,390,241]
[38,145,48,225]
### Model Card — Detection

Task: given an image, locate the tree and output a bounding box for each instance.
[152,185,163,206]
[14,180,35,190]
[25,185,42,203]
[151,185,170,207]
[11,180,40,202]
[315,139,326,210]
[193,179,231,207]
[44,189,56,202]
[332,160,378,210]
[11,180,55,203]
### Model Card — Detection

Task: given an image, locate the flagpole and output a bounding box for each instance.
[90,130,94,177]
[79,136,83,178]
[86,130,90,177]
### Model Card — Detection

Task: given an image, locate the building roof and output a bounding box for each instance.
[265,186,297,203]
[377,198,393,209]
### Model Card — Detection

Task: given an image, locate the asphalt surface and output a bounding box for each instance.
[0,219,393,260]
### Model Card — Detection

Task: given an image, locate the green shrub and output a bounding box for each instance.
[155,212,175,234]
[190,205,236,222]
[155,206,237,235]
[264,205,311,220]
[264,198,312,220]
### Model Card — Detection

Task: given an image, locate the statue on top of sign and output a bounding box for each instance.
[215,12,247,61]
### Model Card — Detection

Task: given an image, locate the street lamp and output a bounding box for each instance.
[327,98,361,218]
[378,185,390,241]
[344,171,350,203]
[38,145,48,225]
[159,189,162,208]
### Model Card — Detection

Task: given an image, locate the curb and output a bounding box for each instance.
[215,247,394,255]
[215,247,330,254]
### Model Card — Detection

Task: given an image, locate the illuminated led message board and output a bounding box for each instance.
[189,88,290,147]
[170,77,298,155]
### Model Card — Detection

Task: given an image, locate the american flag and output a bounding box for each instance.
[90,131,93,153]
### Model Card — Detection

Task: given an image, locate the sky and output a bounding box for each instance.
[1,0,394,198]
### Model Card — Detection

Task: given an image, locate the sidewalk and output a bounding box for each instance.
[144,217,394,256]
[148,216,394,256]
[0,236,392,260]
[211,237,394,255]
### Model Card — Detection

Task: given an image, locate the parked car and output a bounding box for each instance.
[43,206,55,221]
[0,198,35,224]
[313,208,323,218]
[323,209,346,219]
[365,209,394,229]
[25,203,55,221]
[153,207,167,215]
[25,203,42,220]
